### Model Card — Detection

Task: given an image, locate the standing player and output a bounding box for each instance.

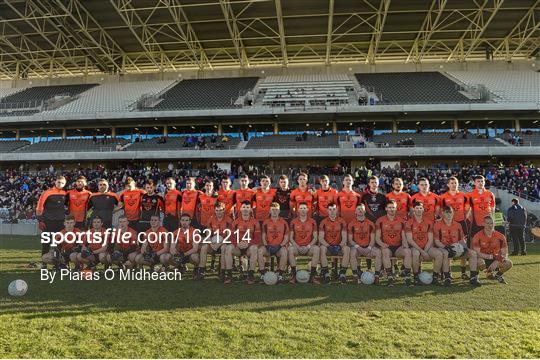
[386,178,411,221]
[181,177,202,227]
[375,200,412,287]
[362,176,387,223]
[217,176,236,218]
[87,179,120,229]
[336,174,361,224]
[171,214,200,276]
[225,201,261,284]
[254,175,277,222]
[234,174,255,214]
[138,180,164,233]
[348,203,381,284]
[319,203,349,284]
[199,202,232,280]
[290,172,315,217]
[258,203,289,282]
[273,175,292,221]
[468,175,496,237]
[110,215,139,270]
[36,175,67,266]
[472,216,513,284]
[410,178,439,223]
[163,177,182,232]
[439,176,471,279]
[41,215,81,270]
[433,206,481,286]
[288,202,320,284]
[136,215,170,271]
[405,201,442,285]
[119,177,145,230]
[66,176,92,229]
[198,180,219,228]
[313,175,338,224]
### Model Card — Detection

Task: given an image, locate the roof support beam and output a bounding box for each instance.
[219,0,249,67]
[325,0,335,65]
[407,0,448,62]
[274,0,288,66]
[367,0,391,64]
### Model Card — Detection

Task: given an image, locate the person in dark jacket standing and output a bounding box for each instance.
[507,198,527,255]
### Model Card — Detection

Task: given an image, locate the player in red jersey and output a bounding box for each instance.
[313,175,337,224]
[469,175,496,237]
[439,176,472,280]
[234,174,255,214]
[405,201,443,286]
[198,180,219,228]
[258,203,289,282]
[163,177,182,232]
[472,216,513,284]
[42,214,82,270]
[254,175,277,221]
[385,177,411,221]
[434,206,481,286]
[118,177,145,230]
[290,172,315,217]
[288,202,320,284]
[136,215,171,271]
[110,215,139,270]
[181,177,201,227]
[77,216,110,270]
[375,200,412,287]
[319,203,349,284]
[336,174,362,224]
[347,203,382,284]
[199,202,232,281]
[217,176,236,218]
[66,176,92,229]
[171,214,200,276]
[224,201,261,284]
[410,178,439,223]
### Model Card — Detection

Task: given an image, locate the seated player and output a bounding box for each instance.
[472,215,513,284]
[319,203,350,284]
[433,206,481,286]
[347,203,382,284]
[224,201,261,284]
[288,202,320,284]
[405,201,443,285]
[135,215,171,271]
[77,216,110,270]
[375,200,412,287]
[199,202,231,281]
[110,215,139,270]
[42,214,81,270]
[171,214,200,277]
[258,203,289,282]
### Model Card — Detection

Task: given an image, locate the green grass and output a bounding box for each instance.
[1,235,539,358]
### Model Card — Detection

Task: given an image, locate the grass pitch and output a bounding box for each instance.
[1,235,539,358]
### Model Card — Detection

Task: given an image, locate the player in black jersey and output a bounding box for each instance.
[86,179,120,229]
[273,175,292,221]
[362,176,387,223]
[138,179,164,233]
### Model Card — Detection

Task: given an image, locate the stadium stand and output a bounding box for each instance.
[15,138,127,153]
[500,130,540,146]
[125,135,240,151]
[447,71,540,103]
[355,72,478,104]
[141,77,259,110]
[245,133,341,149]
[0,140,30,152]
[46,80,175,114]
[0,87,26,100]
[257,74,358,108]
[373,131,506,147]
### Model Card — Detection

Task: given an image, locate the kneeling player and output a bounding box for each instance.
[288,202,320,284]
[171,214,200,276]
[135,215,171,271]
[42,215,81,270]
[434,206,481,286]
[199,202,231,280]
[224,201,261,284]
[376,200,412,286]
[77,216,110,270]
[472,215,513,284]
[110,215,139,269]
[319,203,349,284]
[258,203,289,282]
[405,201,443,285]
[348,204,382,284]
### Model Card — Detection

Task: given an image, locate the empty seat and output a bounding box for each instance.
[126,136,240,151]
[373,132,505,147]
[16,138,127,153]
[245,134,340,149]
[0,140,30,152]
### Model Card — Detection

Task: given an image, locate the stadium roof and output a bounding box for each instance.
[0,0,539,79]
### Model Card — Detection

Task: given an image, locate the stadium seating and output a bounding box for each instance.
[47,80,175,114]
[500,131,540,146]
[142,77,259,111]
[245,134,341,149]
[373,132,506,147]
[15,138,127,152]
[355,72,477,104]
[447,71,540,103]
[0,140,30,152]
[0,87,26,100]
[125,136,240,151]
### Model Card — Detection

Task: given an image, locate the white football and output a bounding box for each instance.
[295,270,310,283]
[263,271,278,285]
[450,243,465,259]
[360,271,375,285]
[418,271,433,285]
[8,279,28,297]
